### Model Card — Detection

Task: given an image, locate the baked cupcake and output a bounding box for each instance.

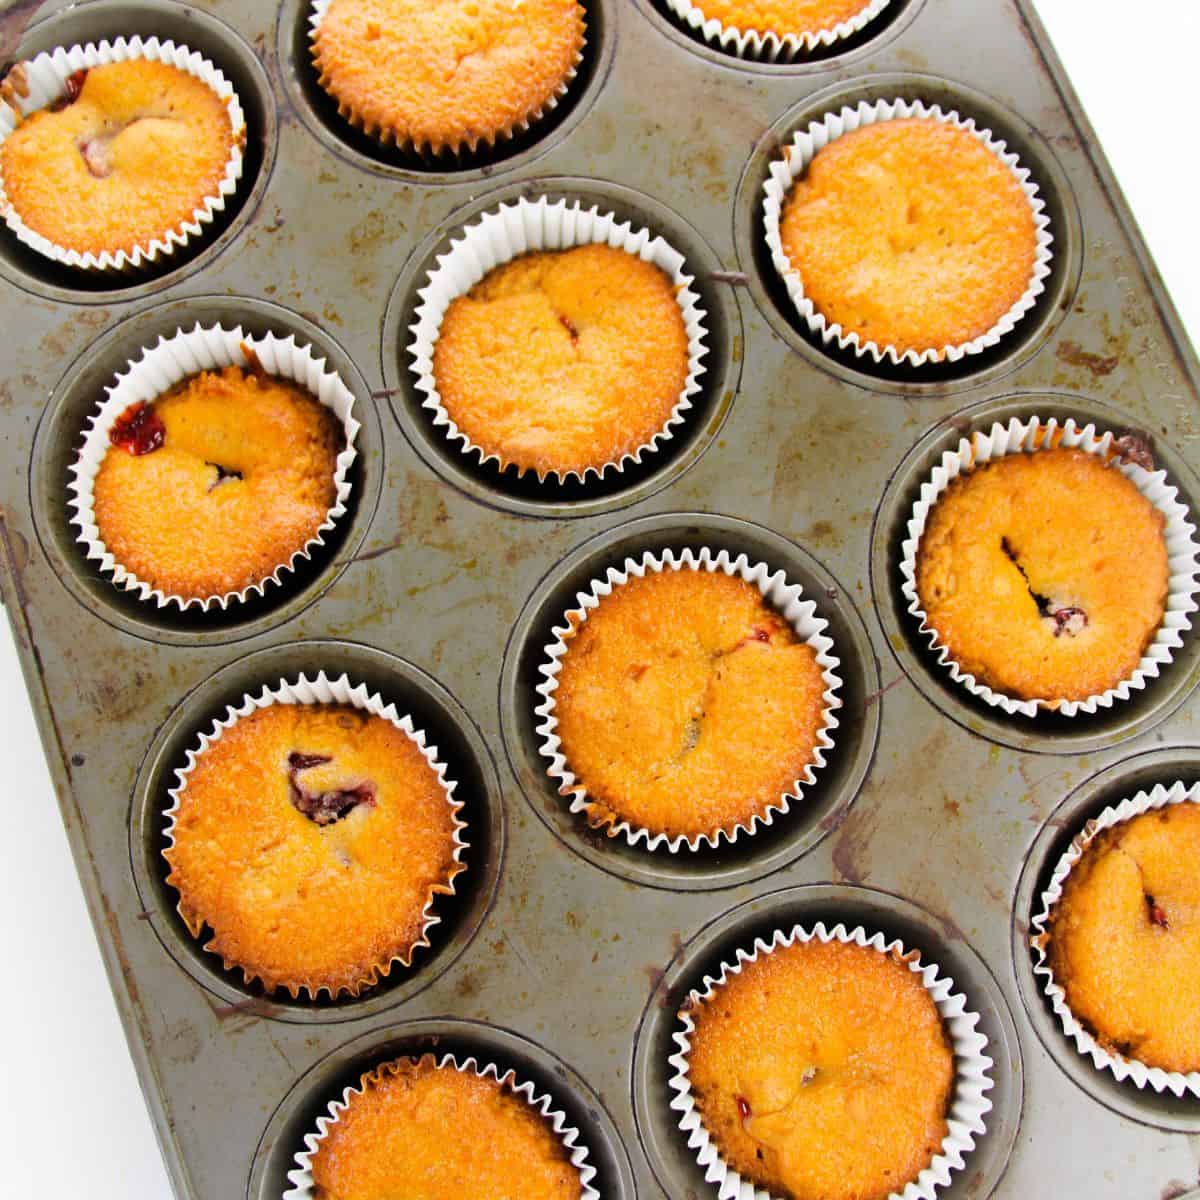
[772,113,1042,359]
[683,938,955,1200]
[674,0,882,41]
[543,563,831,844]
[302,1056,586,1199]
[1,57,239,260]
[91,365,344,602]
[311,0,586,154]
[432,244,691,478]
[915,447,1169,704]
[1045,801,1200,1073]
[164,698,464,997]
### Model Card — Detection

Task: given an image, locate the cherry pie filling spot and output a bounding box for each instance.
[286,750,377,826]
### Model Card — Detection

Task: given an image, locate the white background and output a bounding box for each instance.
[2,2,1199,1196]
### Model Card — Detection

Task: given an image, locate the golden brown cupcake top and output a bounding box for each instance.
[1047,802,1200,1074]
[312,0,586,153]
[551,567,827,841]
[687,939,954,1200]
[433,244,691,478]
[92,365,343,601]
[163,704,461,997]
[916,447,1168,703]
[779,117,1038,356]
[311,1056,582,1200]
[1,60,235,257]
[690,0,879,37]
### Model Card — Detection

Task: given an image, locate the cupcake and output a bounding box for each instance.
[90,365,343,603]
[432,244,690,478]
[1042,799,1200,1076]
[310,0,587,155]
[164,686,465,998]
[675,936,961,1200]
[537,551,839,849]
[292,1055,592,1199]
[666,0,890,59]
[0,50,243,266]
[915,447,1169,705]
[764,102,1051,365]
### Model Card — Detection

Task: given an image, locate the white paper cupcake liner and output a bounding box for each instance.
[900,415,1200,717]
[665,0,891,61]
[534,546,842,851]
[1031,781,1200,1098]
[308,0,586,156]
[284,1051,600,1200]
[0,36,246,272]
[762,98,1053,366]
[668,922,994,1200]
[408,194,709,484]
[163,670,468,1000]
[66,321,360,612]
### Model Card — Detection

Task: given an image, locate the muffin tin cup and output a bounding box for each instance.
[667,920,994,1200]
[0,35,247,273]
[1030,781,1200,1099]
[534,545,842,852]
[663,0,892,62]
[761,97,1053,367]
[67,321,361,612]
[307,0,586,159]
[900,413,1200,717]
[408,193,709,484]
[282,1050,600,1200]
[163,670,469,1001]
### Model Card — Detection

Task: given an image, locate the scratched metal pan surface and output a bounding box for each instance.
[1,0,1198,1196]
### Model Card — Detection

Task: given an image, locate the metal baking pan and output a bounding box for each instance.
[2,0,1198,1195]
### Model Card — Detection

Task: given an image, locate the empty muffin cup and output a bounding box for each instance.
[762,98,1053,366]
[1031,781,1200,1097]
[663,0,892,61]
[408,194,709,484]
[162,670,469,1000]
[900,415,1200,717]
[67,321,360,611]
[0,36,246,272]
[534,546,842,852]
[669,921,993,1200]
[284,1051,599,1199]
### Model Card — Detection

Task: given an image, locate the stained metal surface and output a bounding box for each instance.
[2,0,1199,1196]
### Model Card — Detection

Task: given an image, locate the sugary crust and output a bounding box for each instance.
[687,0,877,36]
[552,569,826,840]
[779,118,1038,355]
[93,366,342,601]
[433,244,690,477]
[1,60,234,256]
[163,705,461,997]
[915,448,1168,703]
[310,1056,582,1200]
[687,939,954,1200]
[311,0,586,153]
[1047,803,1200,1073]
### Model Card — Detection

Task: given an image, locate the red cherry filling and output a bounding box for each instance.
[1001,538,1088,638]
[109,401,166,455]
[1146,894,1169,930]
[49,69,87,112]
[286,750,376,826]
[1113,432,1155,473]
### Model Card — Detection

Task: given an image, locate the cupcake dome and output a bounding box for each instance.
[549,567,828,842]
[1,59,235,257]
[1047,801,1200,1073]
[92,365,344,602]
[164,703,463,997]
[311,0,586,153]
[685,938,954,1200]
[432,244,691,478]
[685,0,881,37]
[308,1056,584,1199]
[778,116,1038,356]
[915,447,1168,703]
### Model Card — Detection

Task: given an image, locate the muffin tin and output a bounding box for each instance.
[2,1,1199,1197]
